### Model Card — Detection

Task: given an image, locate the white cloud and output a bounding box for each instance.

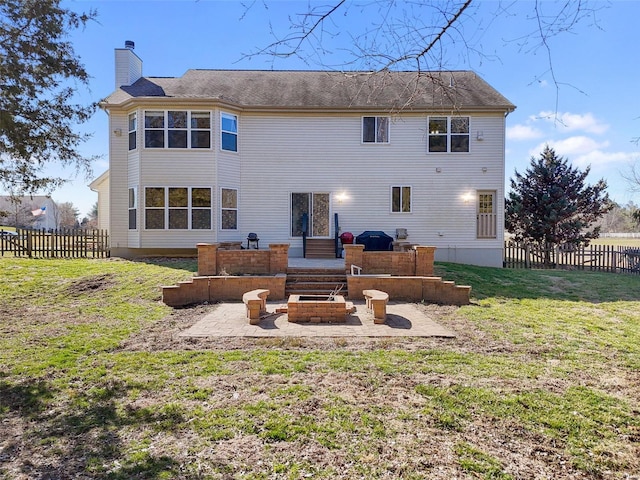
[529,136,610,158]
[573,150,640,168]
[537,111,609,134]
[506,124,544,141]
[525,137,640,171]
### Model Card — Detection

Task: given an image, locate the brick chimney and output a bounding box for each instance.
[114,40,142,88]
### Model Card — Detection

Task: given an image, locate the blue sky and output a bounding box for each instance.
[29,0,640,217]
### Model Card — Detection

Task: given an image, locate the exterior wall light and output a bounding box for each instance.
[335,192,349,204]
[461,192,475,204]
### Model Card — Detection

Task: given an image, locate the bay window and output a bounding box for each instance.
[144,187,212,230]
[221,188,238,230]
[221,113,238,152]
[144,111,211,149]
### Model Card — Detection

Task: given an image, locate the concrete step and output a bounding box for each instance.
[284,284,349,297]
[286,274,347,283]
[305,239,338,259]
[286,267,348,297]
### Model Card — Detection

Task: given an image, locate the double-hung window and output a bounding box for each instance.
[128,113,137,150]
[221,188,238,230]
[192,188,212,229]
[144,111,211,148]
[128,187,137,229]
[363,116,389,143]
[144,111,165,148]
[191,112,212,148]
[428,116,470,152]
[221,113,238,152]
[167,111,188,148]
[391,186,411,213]
[144,187,165,229]
[144,187,212,230]
[168,187,189,228]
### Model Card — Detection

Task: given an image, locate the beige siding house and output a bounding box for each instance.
[97,42,515,267]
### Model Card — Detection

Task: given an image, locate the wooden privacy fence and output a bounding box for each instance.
[0,228,109,258]
[504,241,640,275]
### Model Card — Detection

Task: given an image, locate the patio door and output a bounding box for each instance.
[291,193,330,237]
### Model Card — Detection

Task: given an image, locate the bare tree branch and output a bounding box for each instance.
[248,1,346,60]
[241,0,607,116]
[621,162,640,194]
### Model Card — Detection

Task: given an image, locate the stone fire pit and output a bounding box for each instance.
[287,294,347,323]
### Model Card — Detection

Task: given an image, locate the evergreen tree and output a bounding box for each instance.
[0,0,97,194]
[506,146,612,264]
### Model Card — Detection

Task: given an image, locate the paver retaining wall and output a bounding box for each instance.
[347,275,470,306]
[163,274,287,307]
[163,242,470,307]
[197,243,289,276]
[344,244,435,276]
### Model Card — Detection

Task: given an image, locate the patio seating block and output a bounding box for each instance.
[363,289,389,324]
[242,288,270,324]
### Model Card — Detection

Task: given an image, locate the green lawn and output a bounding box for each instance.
[1,257,639,479]
[590,236,640,247]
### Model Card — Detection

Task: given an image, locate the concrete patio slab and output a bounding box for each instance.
[179,301,455,338]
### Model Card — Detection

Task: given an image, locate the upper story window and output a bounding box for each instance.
[144,111,164,148]
[144,111,211,149]
[221,113,238,152]
[428,116,469,153]
[391,186,411,213]
[363,116,389,143]
[168,111,188,148]
[128,113,137,150]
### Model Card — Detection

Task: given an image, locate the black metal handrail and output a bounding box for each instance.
[301,213,308,258]
[334,213,340,258]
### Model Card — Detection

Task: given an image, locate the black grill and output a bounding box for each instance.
[355,231,394,251]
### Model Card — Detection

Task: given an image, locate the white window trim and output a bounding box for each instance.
[362,116,391,144]
[390,185,412,213]
[143,110,212,149]
[143,186,213,230]
[427,116,470,153]
[220,112,238,153]
[220,187,238,231]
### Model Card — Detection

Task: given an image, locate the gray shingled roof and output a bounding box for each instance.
[104,70,514,111]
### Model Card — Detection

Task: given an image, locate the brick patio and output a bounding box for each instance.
[179,301,456,338]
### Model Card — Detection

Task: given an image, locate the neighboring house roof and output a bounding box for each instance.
[102,70,515,112]
[89,170,109,191]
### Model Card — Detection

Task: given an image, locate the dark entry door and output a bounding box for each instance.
[291,193,330,237]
